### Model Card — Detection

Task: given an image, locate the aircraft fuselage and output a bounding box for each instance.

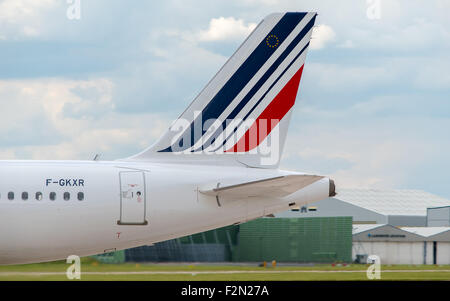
[0,160,330,265]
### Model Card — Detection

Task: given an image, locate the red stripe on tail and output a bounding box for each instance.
[226,65,304,153]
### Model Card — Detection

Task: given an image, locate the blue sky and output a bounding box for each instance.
[0,0,449,198]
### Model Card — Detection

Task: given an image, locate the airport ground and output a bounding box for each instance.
[0,258,449,281]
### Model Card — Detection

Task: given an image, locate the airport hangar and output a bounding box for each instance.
[352,224,450,265]
[275,189,450,265]
[275,189,450,226]
[96,189,450,265]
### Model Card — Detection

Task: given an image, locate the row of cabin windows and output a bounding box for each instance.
[5,191,84,201]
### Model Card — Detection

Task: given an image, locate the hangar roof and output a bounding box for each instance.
[352,224,384,235]
[352,224,425,241]
[352,224,450,241]
[335,189,450,216]
[401,227,450,237]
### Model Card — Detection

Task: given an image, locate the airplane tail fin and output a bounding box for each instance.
[128,12,317,168]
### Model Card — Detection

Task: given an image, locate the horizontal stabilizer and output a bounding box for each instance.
[199,174,323,199]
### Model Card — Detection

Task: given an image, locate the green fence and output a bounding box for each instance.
[233,217,352,263]
[93,217,352,263]
[179,225,239,246]
[93,250,126,264]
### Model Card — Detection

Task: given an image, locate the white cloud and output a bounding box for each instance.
[0,0,58,38]
[310,24,336,50]
[338,39,355,48]
[197,17,257,42]
[305,63,395,93]
[0,0,56,21]
[0,78,170,160]
[281,118,445,190]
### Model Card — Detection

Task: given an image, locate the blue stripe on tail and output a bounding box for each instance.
[198,16,316,152]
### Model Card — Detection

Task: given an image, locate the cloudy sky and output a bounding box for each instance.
[0,0,449,198]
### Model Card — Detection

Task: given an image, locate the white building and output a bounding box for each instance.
[352,224,450,265]
[427,206,450,226]
[276,189,450,226]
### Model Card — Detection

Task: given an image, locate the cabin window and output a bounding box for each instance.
[49,192,56,201]
[77,192,84,201]
[8,192,14,200]
[36,192,43,201]
[64,192,70,201]
[22,192,28,201]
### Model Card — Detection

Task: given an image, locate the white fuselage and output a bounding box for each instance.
[0,160,330,265]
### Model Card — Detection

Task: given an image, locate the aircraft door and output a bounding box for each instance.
[118,171,148,225]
